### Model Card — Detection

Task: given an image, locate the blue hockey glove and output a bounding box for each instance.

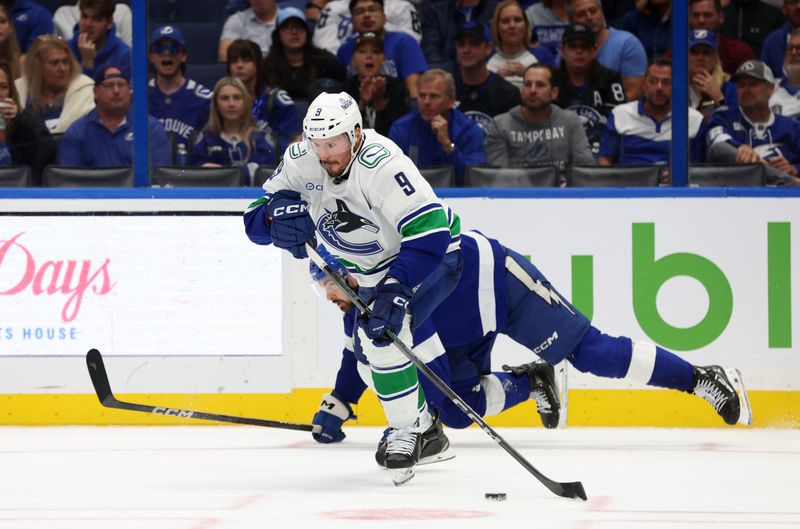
[266,190,316,259]
[312,391,355,443]
[362,278,412,347]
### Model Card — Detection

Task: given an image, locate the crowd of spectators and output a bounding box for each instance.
[0,0,799,187]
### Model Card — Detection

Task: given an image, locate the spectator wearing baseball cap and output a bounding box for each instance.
[67,0,131,80]
[148,24,213,164]
[58,64,171,169]
[419,0,497,71]
[706,59,800,185]
[343,31,408,135]
[687,29,738,119]
[688,0,754,75]
[264,6,345,101]
[453,20,520,130]
[554,23,627,156]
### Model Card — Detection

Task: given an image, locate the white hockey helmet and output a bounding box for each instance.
[303,91,362,146]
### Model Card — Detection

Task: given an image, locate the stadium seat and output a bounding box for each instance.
[420,165,456,187]
[42,166,134,187]
[180,22,224,64]
[0,165,32,187]
[253,166,278,187]
[186,63,227,91]
[152,166,243,187]
[465,165,559,187]
[688,164,765,186]
[566,165,661,187]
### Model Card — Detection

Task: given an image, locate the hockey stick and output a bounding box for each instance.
[306,244,587,501]
[86,348,321,433]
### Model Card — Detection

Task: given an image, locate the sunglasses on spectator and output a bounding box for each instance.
[150,41,181,55]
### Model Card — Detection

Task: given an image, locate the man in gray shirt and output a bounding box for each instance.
[485,63,595,172]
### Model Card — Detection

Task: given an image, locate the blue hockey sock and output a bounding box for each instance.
[649,346,694,392]
[495,371,531,411]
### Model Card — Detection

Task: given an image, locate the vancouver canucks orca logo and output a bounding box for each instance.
[317,199,383,255]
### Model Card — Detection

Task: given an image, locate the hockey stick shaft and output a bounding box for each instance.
[86,348,320,433]
[306,244,587,501]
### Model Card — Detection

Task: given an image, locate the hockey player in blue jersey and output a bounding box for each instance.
[147,25,212,163]
[244,91,464,485]
[309,231,753,456]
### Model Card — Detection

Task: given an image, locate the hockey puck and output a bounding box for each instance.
[484,493,507,501]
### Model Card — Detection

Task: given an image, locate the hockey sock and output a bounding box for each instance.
[488,372,531,413]
[569,326,694,391]
[371,361,427,428]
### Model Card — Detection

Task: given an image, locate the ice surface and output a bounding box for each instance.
[0,426,797,529]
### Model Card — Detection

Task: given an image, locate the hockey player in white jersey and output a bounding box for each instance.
[244,91,463,485]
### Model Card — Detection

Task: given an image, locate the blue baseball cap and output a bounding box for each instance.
[94,63,129,85]
[149,25,186,48]
[689,29,717,50]
[455,20,491,43]
[277,6,307,27]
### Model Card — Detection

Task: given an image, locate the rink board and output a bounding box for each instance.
[1,192,799,427]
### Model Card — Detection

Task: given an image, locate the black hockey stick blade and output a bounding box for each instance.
[86,348,319,433]
[306,244,587,500]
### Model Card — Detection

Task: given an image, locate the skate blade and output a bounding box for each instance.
[725,367,752,426]
[389,467,415,486]
[418,447,455,466]
[555,360,568,429]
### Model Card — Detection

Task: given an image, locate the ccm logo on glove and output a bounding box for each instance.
[271,203,308,217]
[392,296,409,309]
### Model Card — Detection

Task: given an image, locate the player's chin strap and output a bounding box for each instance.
[304,242,587,501]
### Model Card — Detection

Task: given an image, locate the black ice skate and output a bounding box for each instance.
[503,359,566,429]
[375,411,454,469]
[690,365,752,425]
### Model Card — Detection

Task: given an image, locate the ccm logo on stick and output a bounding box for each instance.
[153,407,194,418]
[273,204,308,216]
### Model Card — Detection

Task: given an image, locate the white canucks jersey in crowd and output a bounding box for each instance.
[261,130,460,288]
[312,0,421,54]
[770,79,800,121]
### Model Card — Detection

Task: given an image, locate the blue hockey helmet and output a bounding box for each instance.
[309,245,349,282]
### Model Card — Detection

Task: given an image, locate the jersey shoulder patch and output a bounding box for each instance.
[287,141,309,159]
[356,142,391,169]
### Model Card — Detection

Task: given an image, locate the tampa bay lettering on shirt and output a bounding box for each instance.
[509,126,566,143]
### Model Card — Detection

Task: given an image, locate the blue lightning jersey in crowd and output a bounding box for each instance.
[253,88,301,162]
[706,104,800,173]
[149,78,213,157]
[191,130,275,184]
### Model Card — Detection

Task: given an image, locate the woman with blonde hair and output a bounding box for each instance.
[487,0,555,89]
[688,29,737,119]
[0,5,21,79]
[192,76,275,185]
[14,35,94,133]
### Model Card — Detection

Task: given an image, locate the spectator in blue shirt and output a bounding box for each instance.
[58,64,171,167]
[148,24,213,163]
[67,0,131,80]
[6,0,53,53]
[761,0,800,78]
[598,57,706,178]
[337,0,428,99]
[389,68,485,185]
[191,76,275,185]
